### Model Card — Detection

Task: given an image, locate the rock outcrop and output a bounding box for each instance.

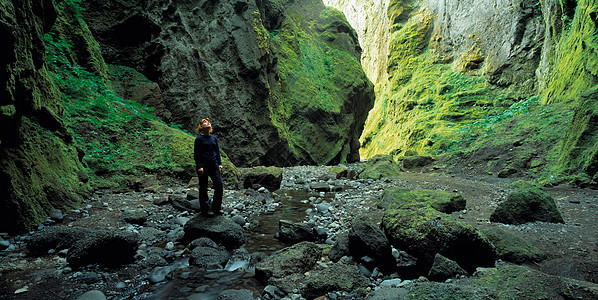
[381,206,496,274]
[0,0,91,234]
[490,181,564,224]
[80,0,374,167]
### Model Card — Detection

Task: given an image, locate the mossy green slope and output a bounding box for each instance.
[45,5,240,191]
[361,5,509,159]
[360,0,597,186]
[270,0,374,165]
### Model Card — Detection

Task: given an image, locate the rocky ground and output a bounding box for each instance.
[0,162,597,299]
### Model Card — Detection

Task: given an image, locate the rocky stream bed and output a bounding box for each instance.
[1,163,597,299]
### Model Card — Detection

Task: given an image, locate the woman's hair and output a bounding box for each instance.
[196,118,213,134]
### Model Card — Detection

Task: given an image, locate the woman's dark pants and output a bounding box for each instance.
[197,164,223,212]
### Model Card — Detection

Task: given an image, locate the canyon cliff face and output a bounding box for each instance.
[1,0,374,232]
[326,0,597,183]
[80,0,374,167]
[0,0,91,234]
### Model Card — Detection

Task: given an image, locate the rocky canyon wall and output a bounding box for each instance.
[0,0,91,234]
[80,0,374,167]
[326,0,597,182]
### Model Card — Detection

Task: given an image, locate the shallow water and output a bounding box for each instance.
[149,189,332,299]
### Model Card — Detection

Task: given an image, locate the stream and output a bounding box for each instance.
[149,189,335,299]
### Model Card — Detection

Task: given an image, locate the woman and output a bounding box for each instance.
[194,118,224,216]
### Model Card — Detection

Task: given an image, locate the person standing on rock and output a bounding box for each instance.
[194,118,224,216]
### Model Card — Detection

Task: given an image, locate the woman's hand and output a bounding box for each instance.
[198,168,204,175]
[219,165,223,173]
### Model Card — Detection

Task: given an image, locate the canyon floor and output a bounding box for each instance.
[0,163,597,299]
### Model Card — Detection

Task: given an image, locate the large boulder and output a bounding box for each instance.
[347,215,394,270]
[381,206,495,274]
[358,154,401,180]
[255,241,321,289]
[66,230,140,268]
[480,227,547,264]
[240,166,283,191]
[182,214,245,249]
[188,238,230,269]
[26,226,94,256]
[300,262,369,299]
[427,253,467,282]
[490,181,564,224]
[277,220,319,244]
[378,188,466,213]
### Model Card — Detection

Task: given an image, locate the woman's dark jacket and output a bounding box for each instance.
[194,134,222,169]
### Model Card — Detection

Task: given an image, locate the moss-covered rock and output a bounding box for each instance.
[270,0,375,165]
[490,181,564,224]
[400,155,434,169]
[378,188,466,213]
[0,0,91,234]
[240,166,283,191]
[381,206,495,273]
[329,165,356,179]
[480,227,547,264]
[300,262,369,299]
[358,154,401,180]
[462,264,598,299]
[554,88,598,186]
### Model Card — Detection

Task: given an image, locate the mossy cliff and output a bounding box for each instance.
[79,0,374,166]
[271,0,375,164]
[325,0,598,185]
[1,0,240,233]
[0,0,90,234]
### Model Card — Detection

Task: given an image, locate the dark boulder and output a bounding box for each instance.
[381,206,495,274]
[67,230,140,268]
[26,226,93,256]
[277,219,319,244]
[301,262,369,299]
[328,232,350,262]
[347,215,394,271]
[255,241,321,286]
[490,181,564,224]
[240,166,283,191]
[183,214,245,249]
[427,253,467,282]
[188,238,230,269]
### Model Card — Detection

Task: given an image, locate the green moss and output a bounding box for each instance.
[480,227,547,263]
[51,0,110,82]
[541,0,598,104]
[0,117,89,234]
[360,5,516,160]
[269,0,373,165]
[378,188,466,213]
[552,88,598,186]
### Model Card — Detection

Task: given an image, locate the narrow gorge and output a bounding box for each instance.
[1,0,597,299]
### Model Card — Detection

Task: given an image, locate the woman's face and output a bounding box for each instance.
[201,119,211,129]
